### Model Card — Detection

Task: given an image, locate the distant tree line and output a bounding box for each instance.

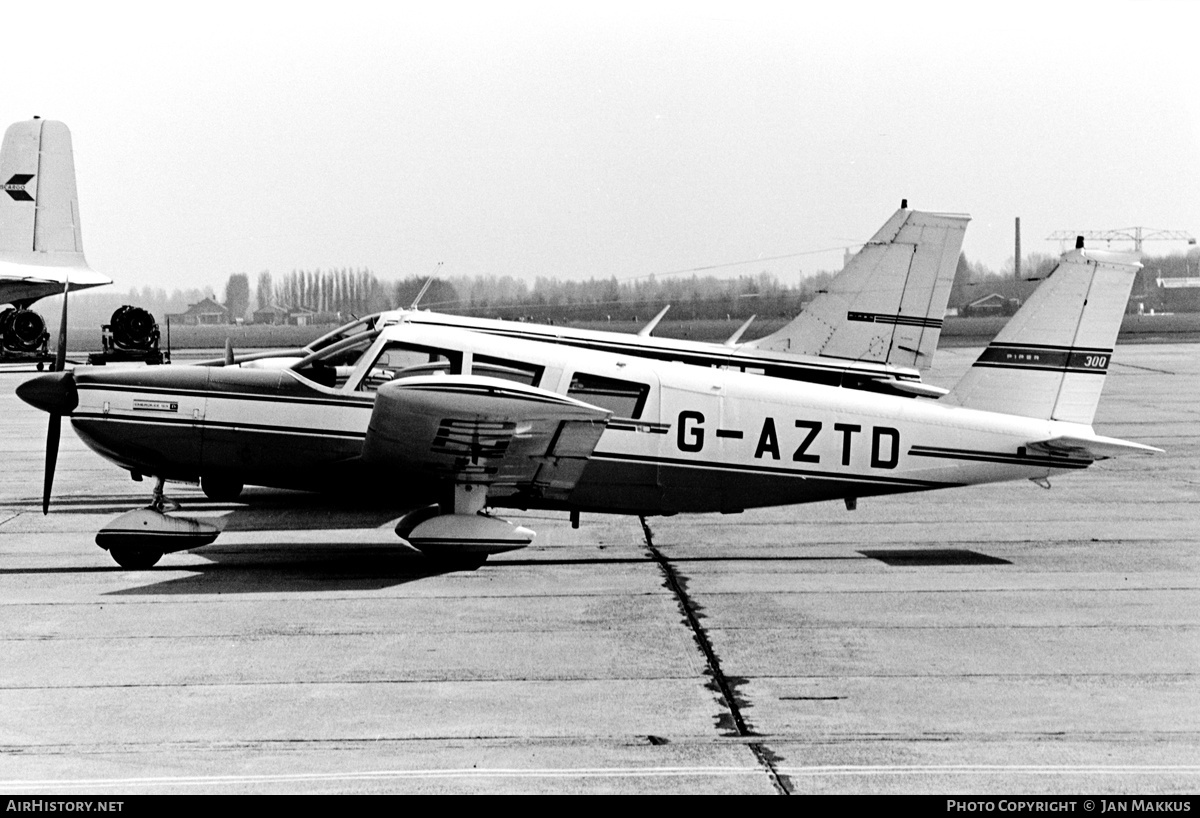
[393,271,838,323]
[49,247,1200,332]
[255,268,392,318]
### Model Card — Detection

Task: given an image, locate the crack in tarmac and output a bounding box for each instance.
[638,515,790,795]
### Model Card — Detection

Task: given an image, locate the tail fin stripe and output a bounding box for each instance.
[847,311,944,328]
[974,344,1112,374]
[981,342,1112,353]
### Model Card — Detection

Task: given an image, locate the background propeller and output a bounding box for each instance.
[16,281,83,514]
[43,280,70,513]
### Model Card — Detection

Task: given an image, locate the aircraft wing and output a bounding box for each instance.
[0,260,111,306]
[361,375,612,502]
[1026,434,1163,460]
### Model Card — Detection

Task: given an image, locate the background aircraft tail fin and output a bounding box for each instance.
[0,119,88,265]
[746,203,969,373]
[943,243,1140,425]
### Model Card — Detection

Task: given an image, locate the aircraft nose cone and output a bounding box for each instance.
[16,372,78,415]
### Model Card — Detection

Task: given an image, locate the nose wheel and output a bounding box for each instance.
[108,546,163,570]
[96,477,220,569]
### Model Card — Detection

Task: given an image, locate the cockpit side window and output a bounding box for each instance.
[357,343,462,392]
[567,372,649,419]
[472,355,544,387]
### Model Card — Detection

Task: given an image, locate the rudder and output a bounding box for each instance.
[0,118,86,263]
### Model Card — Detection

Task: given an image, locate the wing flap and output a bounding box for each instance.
[362,375,611,500]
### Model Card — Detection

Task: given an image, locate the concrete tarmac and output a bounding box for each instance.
[0,344,1197,794]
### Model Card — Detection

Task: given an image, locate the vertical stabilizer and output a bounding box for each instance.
[746,204,969,372]
[0,119,86,264]
[944,245,1140,424]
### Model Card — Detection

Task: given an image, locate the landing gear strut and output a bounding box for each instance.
[149,476,180,512]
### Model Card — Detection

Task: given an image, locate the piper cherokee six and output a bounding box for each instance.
[16,238,1160,569]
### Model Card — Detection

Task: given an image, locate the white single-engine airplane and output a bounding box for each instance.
[238,202,969,398]
[1,118,110,358]
[17,237,1159,569]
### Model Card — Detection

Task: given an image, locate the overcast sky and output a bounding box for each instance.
[7,1,1199,295]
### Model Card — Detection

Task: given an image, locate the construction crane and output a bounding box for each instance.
[1047,227,1196,253]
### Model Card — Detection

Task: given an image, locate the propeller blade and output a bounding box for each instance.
[43,414,60,515]
[53,279,69,372]
[224,337,234,366]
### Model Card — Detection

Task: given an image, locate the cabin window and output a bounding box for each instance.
[472,355,544,387]
[567,372,649,419]
[358,343,461,392]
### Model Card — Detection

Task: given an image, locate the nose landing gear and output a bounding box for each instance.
[96,477,219,569]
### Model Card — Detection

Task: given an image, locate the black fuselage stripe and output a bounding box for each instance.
[909,446,1091,468]
[77,384,375,408]
[73,413,367,440]
[589,451,955,488]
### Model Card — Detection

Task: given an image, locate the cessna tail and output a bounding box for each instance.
[744,202,968,370]
[0,117,110,307]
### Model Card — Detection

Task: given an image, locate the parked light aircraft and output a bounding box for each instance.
[17,238,1159,569]
[397,202,969,395]
[0,118,110,361]
[238,203,969,398]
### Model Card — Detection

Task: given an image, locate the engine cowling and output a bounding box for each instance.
[0,307,49,353]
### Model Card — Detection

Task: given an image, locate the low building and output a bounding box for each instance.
[1157,276,1200,312]
[289,308,317,326]
[961,293,1020,317]
[166,297,228,326]
[252,304,290,325]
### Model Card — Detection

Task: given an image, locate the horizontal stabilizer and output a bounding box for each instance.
[1027,434,1163,460]
[877,378,948,398]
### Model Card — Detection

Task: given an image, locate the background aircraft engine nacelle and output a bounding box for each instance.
[108,305,160,352]
[0,307,50,353]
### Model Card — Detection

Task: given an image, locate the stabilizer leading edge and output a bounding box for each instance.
[746,204,969,372]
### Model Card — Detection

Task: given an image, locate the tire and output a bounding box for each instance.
[109,547,163,570]
[201,475,243,501]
